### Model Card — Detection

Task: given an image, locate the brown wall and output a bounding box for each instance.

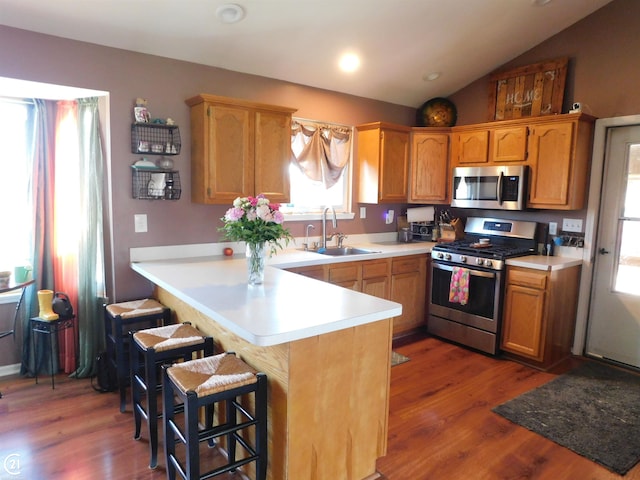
[450,0,640,124]
[0,25,414,305]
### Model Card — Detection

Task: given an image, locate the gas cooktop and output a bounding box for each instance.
[431,217,537,270]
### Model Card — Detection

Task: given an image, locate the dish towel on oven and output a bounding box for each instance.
[449,267,470,305]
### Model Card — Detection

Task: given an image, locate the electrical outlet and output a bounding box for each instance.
[549,222,558,236]
[134,214,148,233]
[562,218,583,233]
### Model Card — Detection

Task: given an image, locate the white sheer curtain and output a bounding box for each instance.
[290,120,352,189]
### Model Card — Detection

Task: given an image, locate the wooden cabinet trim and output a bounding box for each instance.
[362,259,391,279]
[391,256,421,275]
[507,268,548,290]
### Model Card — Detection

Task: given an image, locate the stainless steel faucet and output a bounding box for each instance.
[304,224,315,250]
[322,206,337,249]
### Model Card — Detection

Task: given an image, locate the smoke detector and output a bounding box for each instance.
[216,4,245,24]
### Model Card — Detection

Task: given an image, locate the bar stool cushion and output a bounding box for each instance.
[133,323,205,352]
[167,353,257,397]
[106,298,165,319]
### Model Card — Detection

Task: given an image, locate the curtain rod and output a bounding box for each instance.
[292,116,353,130]
[0,96,35,106]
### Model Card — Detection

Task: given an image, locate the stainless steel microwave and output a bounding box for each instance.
[451,165,528,210]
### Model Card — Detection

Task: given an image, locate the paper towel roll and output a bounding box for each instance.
[406,206,435,223]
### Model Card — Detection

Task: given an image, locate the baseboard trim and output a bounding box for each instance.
[0,363,21,377]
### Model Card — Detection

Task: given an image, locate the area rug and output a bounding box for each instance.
[493,361,640,475]
[391,351,409,367]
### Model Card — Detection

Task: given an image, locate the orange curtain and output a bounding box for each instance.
[53,101,79,373]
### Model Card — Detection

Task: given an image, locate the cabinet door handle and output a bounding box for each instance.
[599,247,610,255]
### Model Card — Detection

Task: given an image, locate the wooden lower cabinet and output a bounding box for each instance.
[328,262,361,291]
[390,255,427,337]
[287,254,427,338]
[361,259,391,298]
[501,264,581,370]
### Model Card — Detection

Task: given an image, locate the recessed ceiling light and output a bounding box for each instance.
[216,4,245,24]
[423,72,441,82]
[339,53,361,73]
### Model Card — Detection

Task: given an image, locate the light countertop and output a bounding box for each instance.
[130,236,583,346]
[506,255,582,271]
[130,238,434,347]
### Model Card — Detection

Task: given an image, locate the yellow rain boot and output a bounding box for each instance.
[37,289,59,321]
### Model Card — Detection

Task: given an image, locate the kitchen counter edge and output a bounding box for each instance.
[505,255,582,271]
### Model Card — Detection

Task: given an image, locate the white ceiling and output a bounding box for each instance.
[0,0,613,107]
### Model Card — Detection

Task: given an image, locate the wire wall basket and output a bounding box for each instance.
[131,123,181,155]
[131,168,181,200]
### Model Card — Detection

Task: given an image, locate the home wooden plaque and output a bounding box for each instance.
[488,57,568,121]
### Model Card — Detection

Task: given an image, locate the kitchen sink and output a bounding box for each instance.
[317,247,380,256]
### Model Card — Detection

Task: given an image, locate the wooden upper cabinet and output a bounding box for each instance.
[449,113,594,210]
[186,94,296,205]
[357,122,410,204]
[452,129,489,165]
[409,129,450,204]
[490,126,528,163]
[254,109,292,202]
[527,115,594,209]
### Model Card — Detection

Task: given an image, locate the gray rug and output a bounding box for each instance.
[493,361,640,475]
[391,351,409,367]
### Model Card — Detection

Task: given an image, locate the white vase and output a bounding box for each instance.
[246,242,266,285]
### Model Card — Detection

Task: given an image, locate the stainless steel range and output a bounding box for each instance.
[428,217,537,355]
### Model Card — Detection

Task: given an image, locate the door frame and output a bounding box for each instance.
[573,114,640,355]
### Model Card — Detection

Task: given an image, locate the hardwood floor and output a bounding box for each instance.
[379,334,640,480]
[0,334,639,479]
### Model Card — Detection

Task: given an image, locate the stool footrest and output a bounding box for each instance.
[198,419,259,445]
[201,456,258,480]
[169,452,259,480]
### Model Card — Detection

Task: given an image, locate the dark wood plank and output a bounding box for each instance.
[1,334,639,479]
[380,334,640,479]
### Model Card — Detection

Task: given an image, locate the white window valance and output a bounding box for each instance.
[291,119,352,189]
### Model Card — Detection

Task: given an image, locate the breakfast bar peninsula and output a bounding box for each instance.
[131,251,402,480]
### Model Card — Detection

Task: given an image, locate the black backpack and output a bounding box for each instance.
[52,292,74,319]
[91,351,117,393]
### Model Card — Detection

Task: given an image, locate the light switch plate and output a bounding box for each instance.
[360,206,366,219]
[134,214,148,233]
[549,222,558,236]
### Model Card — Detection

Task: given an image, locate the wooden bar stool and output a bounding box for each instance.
[104,298,171,412]
[162,352,268,480]
[130,322,214,469]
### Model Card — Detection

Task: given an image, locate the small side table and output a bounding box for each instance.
[30,315,76,389]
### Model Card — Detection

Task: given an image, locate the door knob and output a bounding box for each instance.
[599,248,610,255]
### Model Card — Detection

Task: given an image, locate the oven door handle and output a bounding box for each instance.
[497,171,504,205]
[432,262,496,279]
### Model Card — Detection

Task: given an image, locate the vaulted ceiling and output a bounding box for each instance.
[0,0,613,107]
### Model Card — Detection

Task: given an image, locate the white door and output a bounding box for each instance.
[586,125,640,368]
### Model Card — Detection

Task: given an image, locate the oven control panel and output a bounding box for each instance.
[431,250,504,271]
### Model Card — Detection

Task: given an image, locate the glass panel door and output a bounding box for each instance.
[615,144,640,294]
